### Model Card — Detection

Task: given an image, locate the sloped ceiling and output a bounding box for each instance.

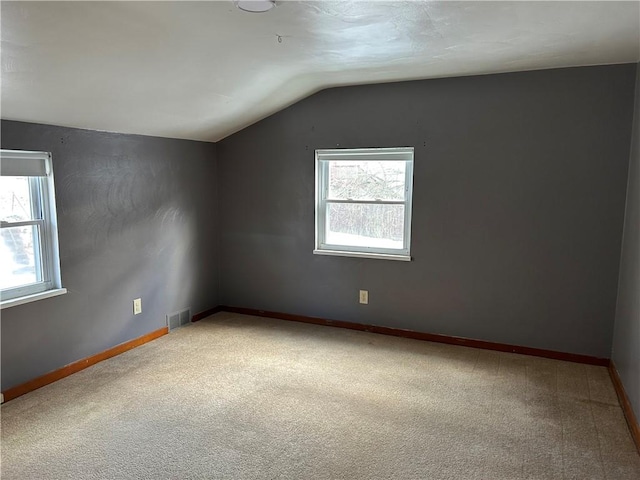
[2,1,639,142]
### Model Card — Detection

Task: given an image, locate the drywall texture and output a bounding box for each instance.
[1,121,219,390]
[218,64,637,358]
[613,64,640,420]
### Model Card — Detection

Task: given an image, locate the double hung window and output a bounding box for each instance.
[1,150,65,307]
[314,147,414,261]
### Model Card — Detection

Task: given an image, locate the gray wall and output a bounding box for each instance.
[1,121,219,390]
[218,64,637,358]
[612,64,640,420]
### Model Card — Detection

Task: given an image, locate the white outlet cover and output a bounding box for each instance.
[133,298,142,315]
[359,290,369,304]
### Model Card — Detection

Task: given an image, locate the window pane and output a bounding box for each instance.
[0,177,41,222]
[326,203,404,249]
[328,161,406,201]
[0,225,42,289]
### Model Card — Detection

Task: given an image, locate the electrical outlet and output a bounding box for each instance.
[359,290,368,304]
[133,298,142,315]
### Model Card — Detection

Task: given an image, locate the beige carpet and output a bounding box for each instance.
[1,312,639,479]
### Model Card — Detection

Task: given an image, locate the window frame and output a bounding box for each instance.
[314,147,414,261]
[1,149,65,308]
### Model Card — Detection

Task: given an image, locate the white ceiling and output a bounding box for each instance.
[2,1,639,142]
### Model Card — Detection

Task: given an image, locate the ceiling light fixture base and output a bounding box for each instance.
[234,0,276,13]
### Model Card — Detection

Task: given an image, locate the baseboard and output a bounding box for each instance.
[217,305,610,366]
[192,305,224,322]
[1,327,168,403]
[608,362,640,454]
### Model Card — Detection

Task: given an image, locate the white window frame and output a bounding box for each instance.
[314,147,414,261]
[1,150,66,308]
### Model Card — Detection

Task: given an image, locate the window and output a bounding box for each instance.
[1,150,65,308]
[314,147,414,261]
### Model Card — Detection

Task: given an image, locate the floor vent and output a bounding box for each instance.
[166,307,191,331]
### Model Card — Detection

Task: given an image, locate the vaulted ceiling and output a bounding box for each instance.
[2,1,639,142]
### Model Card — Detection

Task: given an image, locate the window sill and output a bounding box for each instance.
[313,249,411,261]
[1,288,67,310]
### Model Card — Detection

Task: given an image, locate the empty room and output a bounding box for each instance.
[1,1,639,478]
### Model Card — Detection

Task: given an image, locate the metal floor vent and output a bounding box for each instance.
[167,307,191,331]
